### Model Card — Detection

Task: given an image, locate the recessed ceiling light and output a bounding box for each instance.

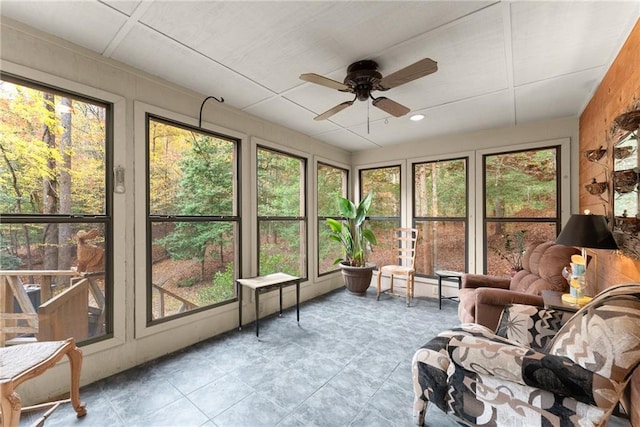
[410,114,425,121]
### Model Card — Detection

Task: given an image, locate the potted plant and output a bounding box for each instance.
[326,192,378,294]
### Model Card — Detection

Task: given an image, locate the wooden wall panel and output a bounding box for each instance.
[580,19,640,291]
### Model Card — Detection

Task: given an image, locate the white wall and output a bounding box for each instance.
[1,17,580,405]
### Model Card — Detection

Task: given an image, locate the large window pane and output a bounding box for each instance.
[483,147,560,276]
[147,117,239,323]
[367,220,401,270]
[0,76,111,346]
[258,220,306,277]
[361,166,401,270]
[413,158,468,276]
[150,221,237,319]
[317,163,347,275]
[1,222,109,345]
[149,119,235,216]
[485,149,558,218]
[258,148,303,217]
[361,166,400,217]
[257,147,306,278]
[415,220,466,274]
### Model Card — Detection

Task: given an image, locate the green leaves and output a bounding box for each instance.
[326,192,377,267]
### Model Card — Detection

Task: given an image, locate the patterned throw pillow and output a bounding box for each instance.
[495,304,571,352]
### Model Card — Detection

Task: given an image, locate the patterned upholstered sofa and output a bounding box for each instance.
[412,282,640,426]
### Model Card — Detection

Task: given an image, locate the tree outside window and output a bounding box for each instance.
[484,147,560,276]
[147,116,239,322]
[413,158,468,275]
[0,76,111,346]
[257,147,307,277]
[360,166,401,270]
[317,163,348,275]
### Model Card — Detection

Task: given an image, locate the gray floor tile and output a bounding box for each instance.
[186,374,255,419]
[213,393,289,427]
[21,286,627,427]
[290,382,363,426]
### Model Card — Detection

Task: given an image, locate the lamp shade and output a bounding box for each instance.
[556,214,619,249]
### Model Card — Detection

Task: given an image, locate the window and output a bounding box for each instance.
[413,158,468,275]
[484,147,560,275]
[0,74,112,346]
[257,147,307,277]
[360,165,401,269]
[317,162,348,276]
[146,116,239,323]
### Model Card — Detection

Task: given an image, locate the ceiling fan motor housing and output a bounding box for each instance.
[344,60,382,101]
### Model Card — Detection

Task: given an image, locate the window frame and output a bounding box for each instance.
[144,113,242,326]
[0,71,115,346]
[480,142,566,274]
[256,144,308,279]
[412,156,469,277]
[316,161,349,277]
[359,164,402,270]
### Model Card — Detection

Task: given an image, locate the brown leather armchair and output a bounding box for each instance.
[458,241,579,330]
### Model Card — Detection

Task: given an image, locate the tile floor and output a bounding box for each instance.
[24,286,631,427]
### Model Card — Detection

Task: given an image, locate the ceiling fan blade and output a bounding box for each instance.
[300,73,350,91]
[378,58,438,90]
[314,101,354,121]
[372,97,410,117]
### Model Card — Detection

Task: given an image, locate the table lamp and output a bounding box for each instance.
[555,212,618,303]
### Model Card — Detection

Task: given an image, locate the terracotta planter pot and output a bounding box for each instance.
[340,262,375,295]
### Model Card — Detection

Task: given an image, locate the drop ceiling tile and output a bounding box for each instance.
[379,4,508,111]
[1,0,127,53]
[243,97,341,136]
[100,0,141,16]
[349,90,515,146]
[511,2,640,85]
[110,25,274,110]
[138,1,493,94]
[312,128,379,151]
[515,68,604,124]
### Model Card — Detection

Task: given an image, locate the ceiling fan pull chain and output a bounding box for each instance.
[367,101,370,134]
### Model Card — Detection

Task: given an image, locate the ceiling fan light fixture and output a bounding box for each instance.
[300,57,437,121]
[410,114,425,121]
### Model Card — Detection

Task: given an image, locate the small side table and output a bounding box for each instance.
[435,270,463,310]
[237,272,301,337]
[542,290,585,313]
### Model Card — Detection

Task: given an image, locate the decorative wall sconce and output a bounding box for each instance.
[613,168,639,193]
[614,109,640,131]
[614,145,636,160]
[585,178,608,196]
[583,146,607,162]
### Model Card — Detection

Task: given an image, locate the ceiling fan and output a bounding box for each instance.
[299,58,437,121]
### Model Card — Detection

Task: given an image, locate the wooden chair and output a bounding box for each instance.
[376,228,419,306]
[0,338,87,427]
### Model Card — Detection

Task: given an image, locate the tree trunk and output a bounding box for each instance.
[0,143,34,269]
[42,93,59,276]
[58,97,73,270]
